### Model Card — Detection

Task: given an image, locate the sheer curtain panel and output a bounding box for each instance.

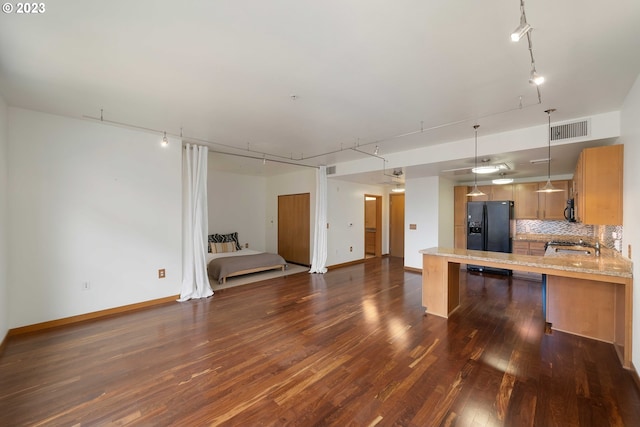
[178,143,213,301]
[309,166,328,274]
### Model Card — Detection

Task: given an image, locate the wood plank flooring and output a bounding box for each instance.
[1,257,639,426]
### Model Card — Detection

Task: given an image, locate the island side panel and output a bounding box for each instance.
[547,275,616,343]
[422,254,460,318]
[448,262,461,314]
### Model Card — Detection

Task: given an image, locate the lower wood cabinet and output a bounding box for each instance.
[512,241,546,280]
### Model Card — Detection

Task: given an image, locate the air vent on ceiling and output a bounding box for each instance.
[551,119,589,141]
[326,165,336,175]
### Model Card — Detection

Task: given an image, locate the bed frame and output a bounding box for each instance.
[219,264,286,284]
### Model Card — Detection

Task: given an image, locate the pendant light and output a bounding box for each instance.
[536,109,564,193]
[467,124,486,197]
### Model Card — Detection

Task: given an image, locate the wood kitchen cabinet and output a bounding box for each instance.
[514,180,570,219]
[538,180,570,220]
[512,240,546,256]
[514,182,540,219]
[573,145,623,225]
[490,184,514,201]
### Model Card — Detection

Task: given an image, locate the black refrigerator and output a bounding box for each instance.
[467,200,514,274]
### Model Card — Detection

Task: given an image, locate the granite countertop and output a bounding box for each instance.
[419,246,632,279]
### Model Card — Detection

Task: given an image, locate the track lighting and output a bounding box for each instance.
[512,0,545,87]
[511,20,531,42]
[529,69,545,86]
[374,145,379,156]
[161,131,169,147]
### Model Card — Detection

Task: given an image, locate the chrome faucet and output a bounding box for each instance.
[594,241,601,256]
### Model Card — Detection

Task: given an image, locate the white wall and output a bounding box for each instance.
[7,109,183,328]
[207,164,267,251]
[405,176,442,269]
[438,178,455,248]
[265,168,317,257]
[0,95,8,341]
[621,73,640,370]
[326,178,388,266]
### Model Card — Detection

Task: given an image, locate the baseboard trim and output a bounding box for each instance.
[0,332,7,356]
[404,266,422,274]
[631,361,640,391]
[327,259,366,270]
[7,295,180,337]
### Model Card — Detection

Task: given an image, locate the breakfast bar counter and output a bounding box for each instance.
[420,247,633,368]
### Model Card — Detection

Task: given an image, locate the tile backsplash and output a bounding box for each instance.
[516,220,623,251]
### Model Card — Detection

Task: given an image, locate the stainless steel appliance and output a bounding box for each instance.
[467,200,514,274]
[564,198,576,222]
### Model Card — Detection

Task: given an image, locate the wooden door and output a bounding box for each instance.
[389,193,405,258]
[278,193,310,266]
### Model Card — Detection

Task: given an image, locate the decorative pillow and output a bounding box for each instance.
[208,232,241,252]
[211,241,237,254]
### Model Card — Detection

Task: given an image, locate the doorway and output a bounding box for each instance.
[364,195,382,258]
[389,193,405,258]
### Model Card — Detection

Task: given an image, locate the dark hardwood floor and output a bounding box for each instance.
[1,257,639,426]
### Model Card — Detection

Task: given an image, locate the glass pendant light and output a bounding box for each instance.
[467,124,486,197]
[536,109,564,193]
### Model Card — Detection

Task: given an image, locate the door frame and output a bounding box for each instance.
[364,194,382,258]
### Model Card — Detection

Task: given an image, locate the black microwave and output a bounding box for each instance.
[564,198,576,222]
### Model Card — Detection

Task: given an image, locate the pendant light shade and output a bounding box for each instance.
[536,109,564,193]
[467,124,486,197]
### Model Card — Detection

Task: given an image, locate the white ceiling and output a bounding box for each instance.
[1,1,639,185]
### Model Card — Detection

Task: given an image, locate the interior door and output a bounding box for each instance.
[278,193,310,266]
[389,193,405,258]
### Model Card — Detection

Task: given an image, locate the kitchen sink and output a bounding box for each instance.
[553,247,593,255]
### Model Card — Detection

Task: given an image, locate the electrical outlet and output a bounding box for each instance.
[82,282,90,291]
[350,246,353,252]
[158,269,166,279]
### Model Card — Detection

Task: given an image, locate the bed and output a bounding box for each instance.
[206,242,287,284]
[206,232,288,284]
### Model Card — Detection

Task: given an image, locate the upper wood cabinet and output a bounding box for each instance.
[514,180,570,220]
[538,180,570,220]
[574,145,623,225]
[514,182,540,219]
[490,184,514,201]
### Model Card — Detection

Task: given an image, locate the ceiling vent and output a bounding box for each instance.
[551,119,589,141]
[326,165,336,175]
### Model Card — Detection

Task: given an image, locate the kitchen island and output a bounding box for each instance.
[420,246,633,368]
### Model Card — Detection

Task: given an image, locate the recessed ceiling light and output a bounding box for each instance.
[471,163,509,174]
[492,178,514,184]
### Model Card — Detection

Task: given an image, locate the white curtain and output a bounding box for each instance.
[309,166,328,274]
[178,143,213,301]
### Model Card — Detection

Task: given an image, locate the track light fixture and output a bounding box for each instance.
[467,125,486,197]
[511,19,531,42]
[374,145,379,156]
[512,0,545,86]
[529,69,545,86]
[161,131,169,147]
